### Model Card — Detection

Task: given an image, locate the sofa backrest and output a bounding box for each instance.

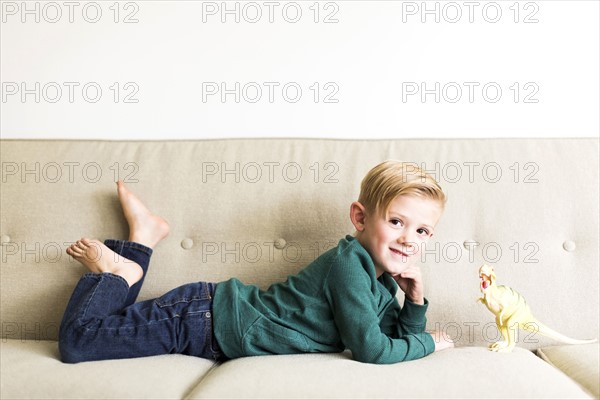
[1,139,598,349]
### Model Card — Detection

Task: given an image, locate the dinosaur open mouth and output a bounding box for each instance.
[480,274,491,290]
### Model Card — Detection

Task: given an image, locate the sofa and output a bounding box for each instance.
[1,138,598,399]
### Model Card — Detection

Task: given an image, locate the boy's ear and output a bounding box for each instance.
[350,201,367,232]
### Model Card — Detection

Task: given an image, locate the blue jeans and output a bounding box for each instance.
[59,240,224,363]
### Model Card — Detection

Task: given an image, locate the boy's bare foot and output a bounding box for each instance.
[66,238,143,287]
[116,180,170,249]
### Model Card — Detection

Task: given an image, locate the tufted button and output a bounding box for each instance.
[463,239,479,250]
[181,238,194,250]
[274,238,287,250]
[562,240,576,252]
[1,235,10,244]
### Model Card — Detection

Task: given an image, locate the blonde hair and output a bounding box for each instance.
[358,160,446,216]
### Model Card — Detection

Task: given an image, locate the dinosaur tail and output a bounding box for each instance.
[522,319,598,345]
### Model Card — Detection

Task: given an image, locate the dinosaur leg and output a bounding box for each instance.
[490,325,509,351]
[489,317,511,351]
[520,321,541,345]
[491,318,518,353]
[497,322,517,353]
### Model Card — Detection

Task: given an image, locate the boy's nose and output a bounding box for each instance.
[397,232,416,247]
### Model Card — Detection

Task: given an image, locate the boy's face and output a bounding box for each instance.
[352,195,443,278]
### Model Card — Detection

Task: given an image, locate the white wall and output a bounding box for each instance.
[1,0,598,140]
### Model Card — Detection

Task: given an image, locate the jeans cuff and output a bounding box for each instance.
[103,239,153,256]
[81,272,130,291]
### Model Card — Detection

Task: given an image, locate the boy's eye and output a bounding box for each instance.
[417,228,430,235]
[390,219,402,226]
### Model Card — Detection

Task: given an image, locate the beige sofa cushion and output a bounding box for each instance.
[188,347,593,399]
[537,343,600,399]
[2,340,594,399]
[0,339,216,399]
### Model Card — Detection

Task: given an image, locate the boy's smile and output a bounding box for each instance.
[351,195,442,278]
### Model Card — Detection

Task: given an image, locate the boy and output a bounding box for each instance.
[59,161,454,364]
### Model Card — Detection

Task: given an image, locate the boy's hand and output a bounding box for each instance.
[428,330,455,352]
[391,264,424,305]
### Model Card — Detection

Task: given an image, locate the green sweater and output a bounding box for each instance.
[212,235,435,364]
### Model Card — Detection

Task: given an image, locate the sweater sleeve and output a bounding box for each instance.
[380,297,432,337]
[326,262,435,364]
[399,298,430,335]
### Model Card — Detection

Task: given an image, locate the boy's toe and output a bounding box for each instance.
[69,245,82,255]
[67,246,81,257]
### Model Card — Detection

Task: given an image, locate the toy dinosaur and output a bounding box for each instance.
[478,264,597,352]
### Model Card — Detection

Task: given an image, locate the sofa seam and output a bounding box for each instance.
[181,360,223,400]
[535,348,597,400]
